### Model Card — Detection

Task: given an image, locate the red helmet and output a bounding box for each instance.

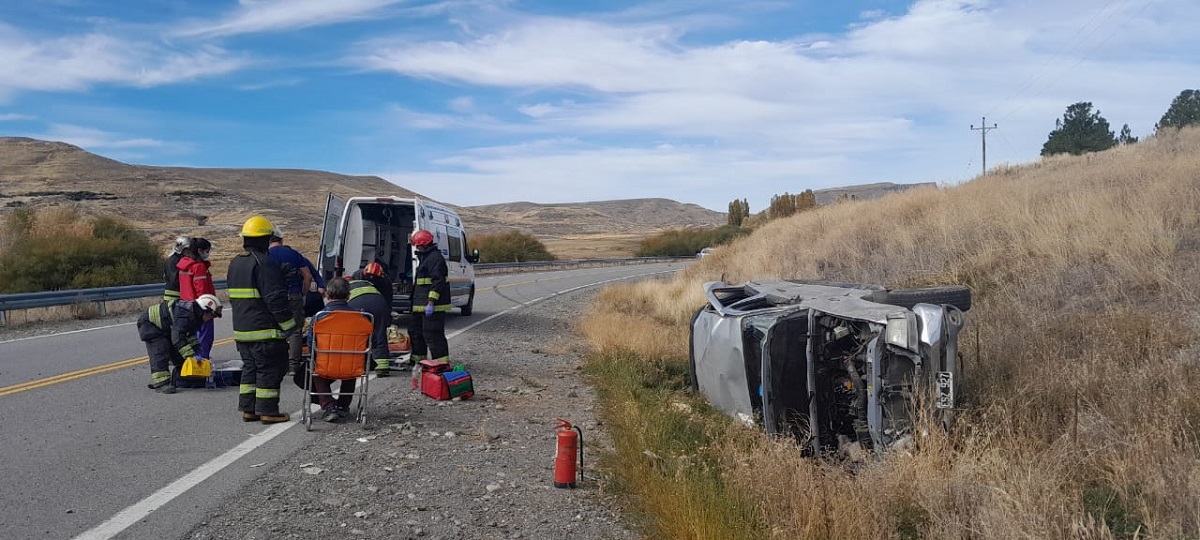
[363,261,384,277]
[411,229,434,247]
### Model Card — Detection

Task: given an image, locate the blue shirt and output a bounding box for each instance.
[268,245,308,296]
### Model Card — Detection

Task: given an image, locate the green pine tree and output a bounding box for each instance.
[1156,89,1200,132]
[1040,102,1117,156]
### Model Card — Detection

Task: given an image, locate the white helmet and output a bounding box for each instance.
[196,294,222,318]
[173,235,192,254]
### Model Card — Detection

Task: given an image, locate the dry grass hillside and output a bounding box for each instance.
[582,127,1200,539]
[0,137,722,266]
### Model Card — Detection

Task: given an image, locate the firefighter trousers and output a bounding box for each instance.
[408,311,448,361]
[144,335,183,388]
[237,340,289,416]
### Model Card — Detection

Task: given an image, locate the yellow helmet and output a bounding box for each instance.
[240,215,275,237]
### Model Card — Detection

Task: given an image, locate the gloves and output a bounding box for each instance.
[424,303,434,317]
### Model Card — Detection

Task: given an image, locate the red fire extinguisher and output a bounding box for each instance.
[553,418,584,488]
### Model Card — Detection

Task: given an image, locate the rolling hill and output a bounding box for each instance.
[0,137,723,259]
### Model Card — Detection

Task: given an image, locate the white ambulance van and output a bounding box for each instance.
[318,194,479,315]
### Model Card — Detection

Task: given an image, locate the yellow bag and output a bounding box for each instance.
[181,357,212,378]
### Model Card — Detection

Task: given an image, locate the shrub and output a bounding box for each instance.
[471,230,555,263]
[635,225,748,257]
[0,207,162,293]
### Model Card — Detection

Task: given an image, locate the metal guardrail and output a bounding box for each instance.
[0,257,691,324]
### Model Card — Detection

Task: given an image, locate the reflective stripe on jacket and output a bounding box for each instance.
[226,249,295,342]
[163,253,182,300]
[348,280,380,301]
[137,299,204,358]
[176,256,215,301]
[411,248,450,309]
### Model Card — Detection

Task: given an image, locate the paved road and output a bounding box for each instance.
[0,262,684,540]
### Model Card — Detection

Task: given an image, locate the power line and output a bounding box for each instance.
[984,0,1122,118]
[970,117,998,176]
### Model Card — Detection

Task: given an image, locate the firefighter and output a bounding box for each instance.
[348,272,392,376]
[227,215,296,424]
[408,229,451,365]
[136,294,222,394]
[163,235,191,301]
[361,261,393,314]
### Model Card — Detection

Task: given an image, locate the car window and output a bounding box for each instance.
[448,227,462,261]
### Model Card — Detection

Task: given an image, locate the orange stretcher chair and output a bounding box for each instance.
[301,310,373,430]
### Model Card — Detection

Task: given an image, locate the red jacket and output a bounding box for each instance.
[176,256,215,301]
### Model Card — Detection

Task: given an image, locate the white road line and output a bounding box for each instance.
[72,420,294,540]
[0,322,136,344]
[72,265,677,540]
[447,268,678,340]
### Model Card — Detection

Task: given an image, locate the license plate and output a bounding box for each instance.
[935,371,954,409]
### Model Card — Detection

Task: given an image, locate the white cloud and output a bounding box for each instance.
[0,25,247,100]
[39,123,170,150]
[0,113,36,122]
[237,77,305,91]
[355,0,1200,210]
[176,0,407,38]
[378,139,849,207]
[448,96,475,113]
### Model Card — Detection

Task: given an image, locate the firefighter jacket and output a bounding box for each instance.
[365,273,394,311]
[226,248,295,342]
[163,252,183,300]
[347,282,391,361]
[176,256,215,301]
[348,280,381,303]
[137,300,205,358]
[411,247,450,313]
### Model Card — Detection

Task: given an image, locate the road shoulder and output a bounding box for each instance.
[186,287,635,540]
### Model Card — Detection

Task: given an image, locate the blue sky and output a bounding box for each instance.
[1,1,1197,212]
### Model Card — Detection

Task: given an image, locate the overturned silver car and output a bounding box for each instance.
[689,280,970,455]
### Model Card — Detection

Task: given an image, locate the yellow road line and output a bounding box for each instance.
[0,337,237,398]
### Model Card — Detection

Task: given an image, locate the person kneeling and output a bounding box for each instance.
[136,295,222,394]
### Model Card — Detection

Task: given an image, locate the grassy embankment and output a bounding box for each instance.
[580,128,1200,539]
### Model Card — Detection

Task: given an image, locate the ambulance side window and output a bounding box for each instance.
[448,227,463,262]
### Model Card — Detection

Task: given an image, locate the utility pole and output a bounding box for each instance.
[970,117,997,176]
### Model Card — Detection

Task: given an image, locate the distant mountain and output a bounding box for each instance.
[0,137,721,259]
[466,199,725,235]
[812,182,936,205]
[0,137,424,258]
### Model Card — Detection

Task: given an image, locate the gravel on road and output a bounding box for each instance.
[185,287,637,540]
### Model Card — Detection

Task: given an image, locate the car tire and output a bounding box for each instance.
[867,285,972,312]
[460,286,474,316]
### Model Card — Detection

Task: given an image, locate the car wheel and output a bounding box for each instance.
[460,286,474,316]
[867,285,972,312]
